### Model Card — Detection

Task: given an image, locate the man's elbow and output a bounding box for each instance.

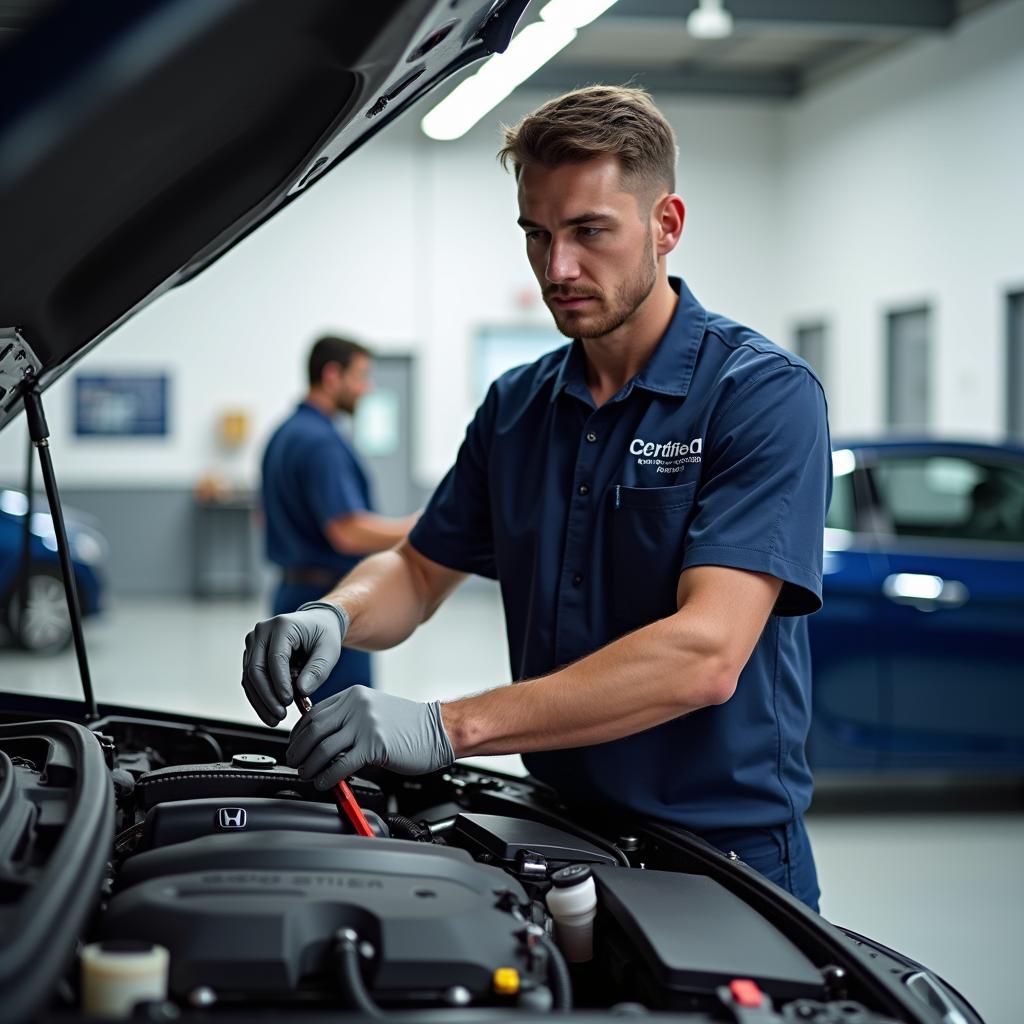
[701,659,740,707]
[666,623,741,708]
[663,610,745,708]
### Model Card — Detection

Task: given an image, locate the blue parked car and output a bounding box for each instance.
[0,489,107,653]
[809,439,1024,774]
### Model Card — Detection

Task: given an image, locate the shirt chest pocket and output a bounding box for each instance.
[609,480,698,627]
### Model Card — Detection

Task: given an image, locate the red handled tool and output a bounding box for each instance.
[296,694,376,837]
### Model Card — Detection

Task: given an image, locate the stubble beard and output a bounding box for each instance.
[547,230,658,341]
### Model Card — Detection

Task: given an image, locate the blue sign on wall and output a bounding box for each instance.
[74,374,169,437]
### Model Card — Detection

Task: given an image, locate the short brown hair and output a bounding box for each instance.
[308,335,371,386]
[498,85,677,202]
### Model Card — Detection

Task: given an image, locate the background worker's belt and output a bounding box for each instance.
[282,566,341,588]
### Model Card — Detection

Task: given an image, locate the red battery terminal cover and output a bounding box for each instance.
[729,979,764,1008]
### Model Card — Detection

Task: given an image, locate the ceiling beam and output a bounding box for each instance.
[527,63,801,98]
[605,0,958,33]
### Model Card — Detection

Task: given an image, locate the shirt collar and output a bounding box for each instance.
[299,400,335,424]
[550,276,706,404]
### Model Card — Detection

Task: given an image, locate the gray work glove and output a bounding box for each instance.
[241,602,348,726]
[286,685,455,788]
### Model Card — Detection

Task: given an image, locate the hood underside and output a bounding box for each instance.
[0,0,529,431]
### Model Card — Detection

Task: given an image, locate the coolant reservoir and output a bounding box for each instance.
[81,941,169,1018]
[545,863,597,962]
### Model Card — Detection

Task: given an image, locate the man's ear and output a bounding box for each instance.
[653,193,685,257]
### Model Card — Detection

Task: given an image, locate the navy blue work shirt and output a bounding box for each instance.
[262,402,373,578]
[409,277,832,831]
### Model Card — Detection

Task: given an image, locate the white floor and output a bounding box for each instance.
[1,585,1021,1024]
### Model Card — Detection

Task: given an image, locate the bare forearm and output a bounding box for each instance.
[319,548,430,651]
[441,615,735,757]
[318,541,463,652]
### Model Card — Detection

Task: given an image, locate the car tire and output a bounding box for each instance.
[5,563,74,654]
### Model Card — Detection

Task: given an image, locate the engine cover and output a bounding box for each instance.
[132,760,386,814]
[104,832,538,1002]
[138,796,389,849]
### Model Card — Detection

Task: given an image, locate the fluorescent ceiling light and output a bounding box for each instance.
[539,0,619,30]
[686,0,733,40]
[422,21,576,141]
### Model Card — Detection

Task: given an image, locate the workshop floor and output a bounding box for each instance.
[2,584,1020,1024]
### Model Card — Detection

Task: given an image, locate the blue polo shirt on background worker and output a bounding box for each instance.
[260,335,416,700]
[242,86,832,912]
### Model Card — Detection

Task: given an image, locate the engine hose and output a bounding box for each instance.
[386,813,431,841]
[335,929,385,1018]
[538,932,573,1011]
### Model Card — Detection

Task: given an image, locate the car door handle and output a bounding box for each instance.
[882,573,970,611]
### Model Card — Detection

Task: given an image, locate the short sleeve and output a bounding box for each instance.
[409,385,498,578]
[305,440,368,528]
[682,363,832,616]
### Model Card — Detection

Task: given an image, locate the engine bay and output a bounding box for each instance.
[0,711,959,1023]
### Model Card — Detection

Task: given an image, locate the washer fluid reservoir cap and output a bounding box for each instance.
[231,753,277,770]
[551,863,592,887]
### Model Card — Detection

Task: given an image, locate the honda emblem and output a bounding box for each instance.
[218,807,247,829]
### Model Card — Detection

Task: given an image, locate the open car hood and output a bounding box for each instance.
[0,0,530,430]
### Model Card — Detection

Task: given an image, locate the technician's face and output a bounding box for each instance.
[331,354,373,415]
[517,156,659,340]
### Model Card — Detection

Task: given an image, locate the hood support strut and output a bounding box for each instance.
[17,429,34,647]
[22,376,99,720]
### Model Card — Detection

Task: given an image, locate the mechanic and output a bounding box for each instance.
[259,335,416,700]
[242,88,831,911]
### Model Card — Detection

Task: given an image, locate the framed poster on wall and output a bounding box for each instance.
[74,373,169,437]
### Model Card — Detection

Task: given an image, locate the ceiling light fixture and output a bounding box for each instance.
[422,1,621,141]
[538,0,620,30]
[686,0,734,40]
[421,22,576,140]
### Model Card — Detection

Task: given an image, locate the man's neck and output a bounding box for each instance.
[305,388,340,418]
[581,274,678,407]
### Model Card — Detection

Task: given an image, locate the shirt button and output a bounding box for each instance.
[572,573,583,587]
[577,483,590,496]
[586,432,597,443]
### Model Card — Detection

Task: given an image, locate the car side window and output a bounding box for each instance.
[872,455,1024,543]
[825,469,856,532]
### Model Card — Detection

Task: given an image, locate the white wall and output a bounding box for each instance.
[1,0,1021,491]
[778,0,1024,438]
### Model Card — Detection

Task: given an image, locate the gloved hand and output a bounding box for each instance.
[286,685,455,788]
[241,602,348,725]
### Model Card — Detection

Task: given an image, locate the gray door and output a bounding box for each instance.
[352,354,417,516]
[886,307,930,430]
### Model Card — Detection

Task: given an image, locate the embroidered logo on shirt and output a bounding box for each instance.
[630,436,703,473]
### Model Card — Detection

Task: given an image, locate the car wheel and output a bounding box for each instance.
[6,565,73,654]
